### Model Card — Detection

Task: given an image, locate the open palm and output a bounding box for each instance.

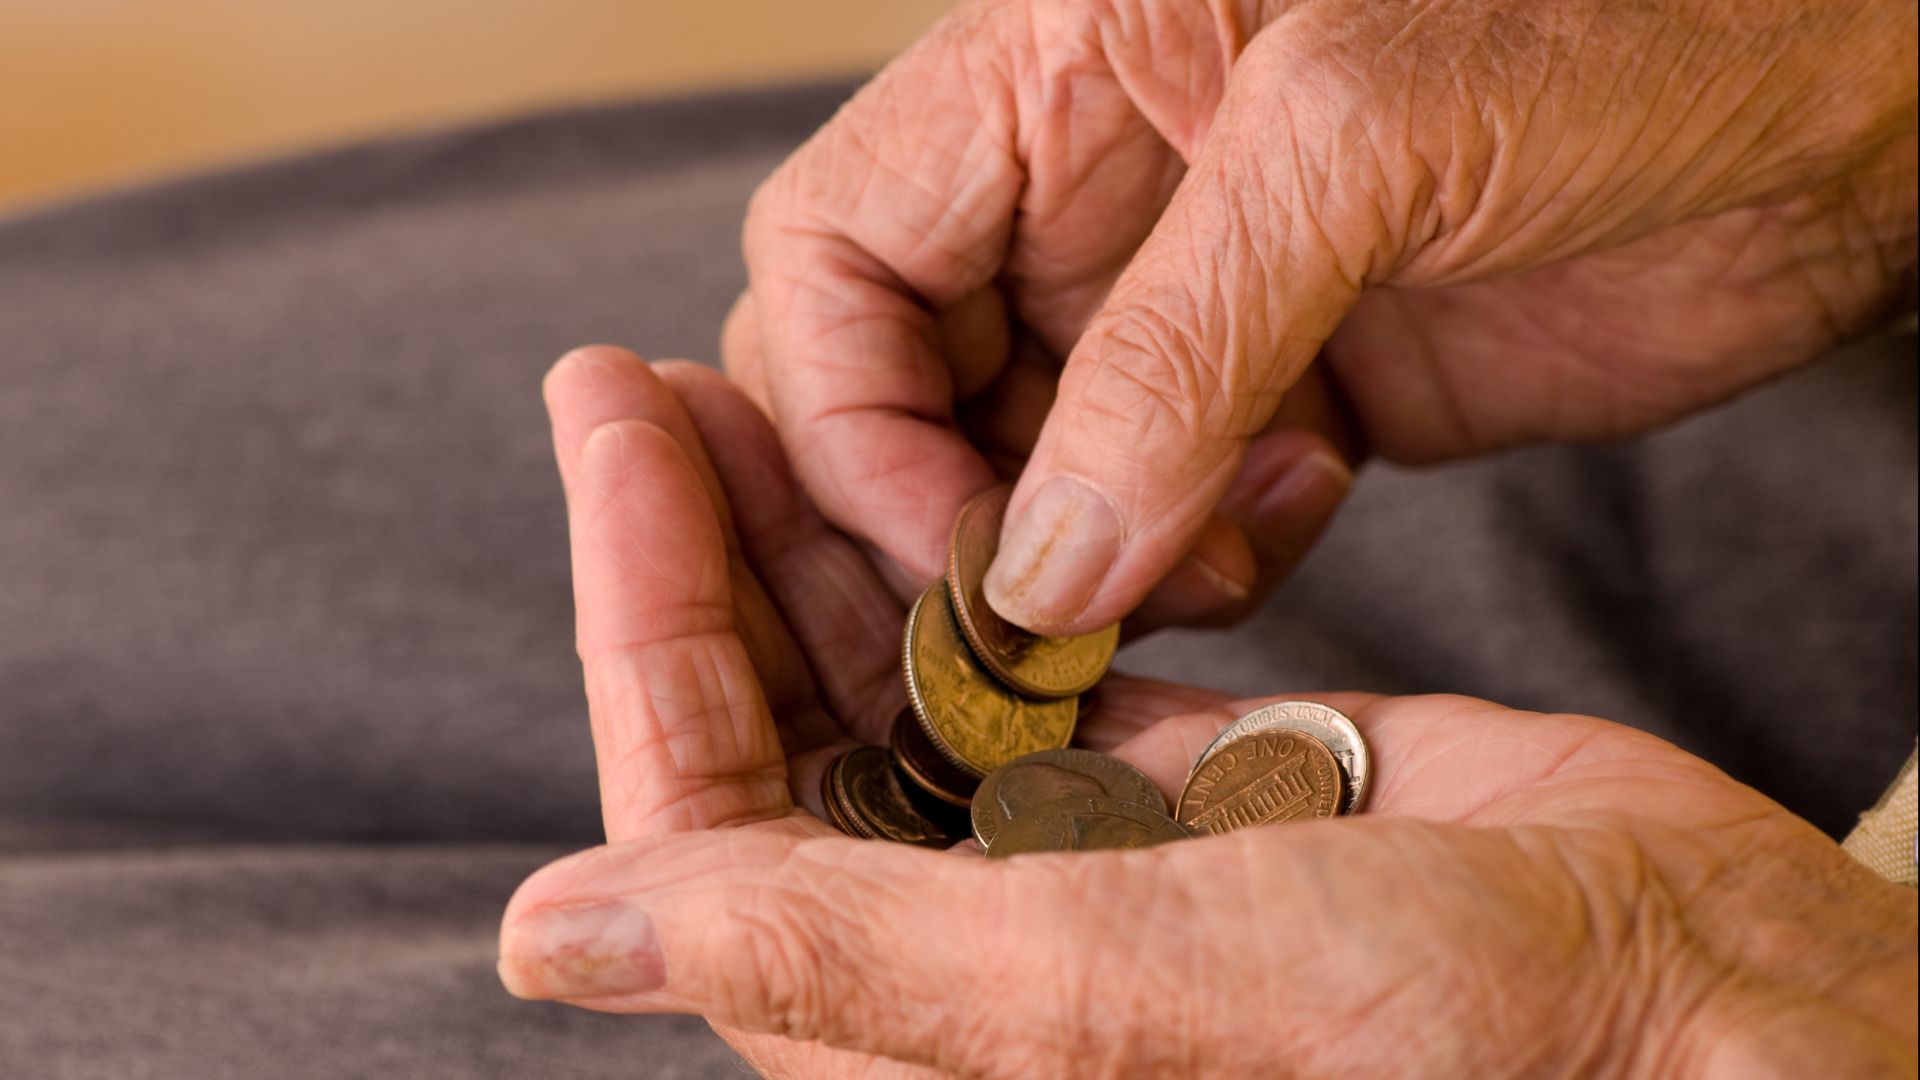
[498,346,1914,1078]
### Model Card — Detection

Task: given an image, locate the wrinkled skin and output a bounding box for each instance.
[498,348,1916,1079]
[724,0,1917,635]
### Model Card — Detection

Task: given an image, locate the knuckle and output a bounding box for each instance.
[742,163,803,267]
[1235,13,1444,272]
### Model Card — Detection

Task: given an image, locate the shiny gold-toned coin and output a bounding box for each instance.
[904,581,1077,779]
[986,795,1190,858]
[1176,730,1342,836]
[971,748,1165,849]
[947,486,1119,699]
[821,745,960,848]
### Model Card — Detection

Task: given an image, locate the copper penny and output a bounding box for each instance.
[947,486,1119,699]
[818,755,858,835]
[1189,701,1372,815]
[889,706,980,807]
[1176,730,1342,836]
[822,745,960,848]
[970,748,1165,848]
[903,581,1077,778]
[986,795,1190,858]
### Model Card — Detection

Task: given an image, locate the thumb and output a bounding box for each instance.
[986,32,1392,634]
[498,829,1192,1077]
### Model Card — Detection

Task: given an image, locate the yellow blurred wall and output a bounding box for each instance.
[0,0,951,211]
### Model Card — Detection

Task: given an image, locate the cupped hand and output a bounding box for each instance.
[510,343,1235,1077]
[500,346,1916,1079]
[727,0,1917,635]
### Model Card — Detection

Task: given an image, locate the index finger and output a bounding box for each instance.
[743,7,1023,580]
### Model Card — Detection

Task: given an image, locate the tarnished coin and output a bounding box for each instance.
[904,580,1077,779]
[947,487,1119,699]
[890,707,979,807]
[1190,701,1372,815]
[971,748,1165,848]
[821,745,960,848]
[818,760,858,835]
[1177,730,1341,836]
[986,795,1190,858]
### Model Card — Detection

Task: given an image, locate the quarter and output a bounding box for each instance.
[986,794,1190,858]
[970,748,1165,848]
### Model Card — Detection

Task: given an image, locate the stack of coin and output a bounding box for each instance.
[820,745,965,848]
[819,488,1373,852]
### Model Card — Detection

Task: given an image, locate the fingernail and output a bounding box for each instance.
[1186,550,1253,603]
[498,901,666,1000]
[1125,552,1254,632]
[984,474,1124,631]
[1252,450,1352,538]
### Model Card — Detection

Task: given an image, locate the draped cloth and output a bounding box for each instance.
[1846,748,1919,886]
[1,80,1913,1076]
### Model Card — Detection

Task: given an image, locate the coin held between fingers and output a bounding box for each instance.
[981,475,1126,634]
[951,486,1118,698]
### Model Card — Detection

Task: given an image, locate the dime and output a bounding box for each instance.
[947,487,1119,699]
[1189,701,1371,815]
[1177,730,1341,836]
[821,745,960,848]
[971,748,1165,849]
[903,580,1077,779]
[986,795,1190,858]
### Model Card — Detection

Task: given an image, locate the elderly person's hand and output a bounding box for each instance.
[725,0,1916,635]
[499,346,1916,1079]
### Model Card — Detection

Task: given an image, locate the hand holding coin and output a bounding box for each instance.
[503,348,1248,1073]
[503,348,1915,1079]
[835,480,1362,853]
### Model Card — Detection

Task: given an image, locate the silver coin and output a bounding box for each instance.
[1189,701,1370,814]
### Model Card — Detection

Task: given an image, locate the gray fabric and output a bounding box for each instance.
[0,78,1912,1078]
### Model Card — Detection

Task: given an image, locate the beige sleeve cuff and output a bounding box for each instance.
[1842,746,1918,886]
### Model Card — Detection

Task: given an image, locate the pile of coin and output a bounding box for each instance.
[820,487,1371,856]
